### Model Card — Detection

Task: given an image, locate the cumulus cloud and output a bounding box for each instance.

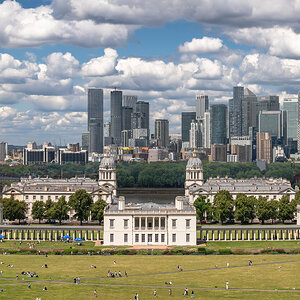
[229,26,300,59]
[179,37,223,54]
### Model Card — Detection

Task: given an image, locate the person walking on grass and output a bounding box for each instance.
[226,281,229,290]
[94,290,98,298]
[191,290,194,298]
[169,289,172,296]
[154,289,157,296]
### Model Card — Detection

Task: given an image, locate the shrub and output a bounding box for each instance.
[218,249,232,255]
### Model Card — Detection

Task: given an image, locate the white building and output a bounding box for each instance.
[2,156,117,218]
[103,196,197,246]
[184,155,296,203]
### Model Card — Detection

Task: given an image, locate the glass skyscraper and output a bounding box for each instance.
[181,112,196,142]
[210,104,227,145]
[283,98,298,140]
[111,90,123,145]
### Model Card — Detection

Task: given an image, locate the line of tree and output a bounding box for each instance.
[0,190,107,225]
[194,191,300,224]
[2,161,300,188]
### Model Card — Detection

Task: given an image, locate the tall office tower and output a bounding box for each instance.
[103,122,111,138]
[256,132,272,163]
[229,86,244,137]
[27,142,37,150]
[283,98,298,141]
[121,130,131,147]
[88,88,103,153]
[111,90,123,145]
[259,111,283,139]
[122,95,137,109]
[181,112,196,142]
[0,142,8,161]
[122,106,133,131]
[81,132,89,150]
[155,119,169,148]
[210,104,227,145]
[132,112,147,129]
[257,95,280,112]
[189,120,201,149]
[135,101,149,139]
[196,95,209,120]
[242,88,257,135]
[202,112,211,149]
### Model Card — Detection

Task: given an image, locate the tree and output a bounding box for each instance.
[52,196,69,225]
[91,199,107,225]
[68,190,93,225]
[255,196,270,224]
[213,190,234,224]
[44,199,55,222]
[31,201,45,223]
[268,199,279,224]
[14,201,27,224]
[1,197,27,223]
[193,196,212,222]
[234,194,256,224]
[278,195,294,223]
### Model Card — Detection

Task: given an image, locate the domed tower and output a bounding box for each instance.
[185,154,203,197]
[98,156,117,197]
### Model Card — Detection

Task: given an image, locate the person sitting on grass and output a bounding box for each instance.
[43,286,47,291]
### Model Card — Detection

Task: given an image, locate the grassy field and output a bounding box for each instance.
[0,255,299,299]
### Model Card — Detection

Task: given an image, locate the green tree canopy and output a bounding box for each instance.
[278,195,294,223]
[52,196,69,225]
[31,201,45,223]
[91,199,107,225]
[68,190,93,225]
[268,199,279,224]
[255,196,270,224]
[234,194,256,224]
[44,199,55,222]
[193,196,212,222]
[213,190,234,224]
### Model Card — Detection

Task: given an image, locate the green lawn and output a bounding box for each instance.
[0,255,299,299]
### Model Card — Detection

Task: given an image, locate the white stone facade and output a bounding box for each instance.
[103,196,197,246]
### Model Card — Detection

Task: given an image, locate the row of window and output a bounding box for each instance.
[26,195,60,201]
[109,219,191,229]
[109,233,191,243]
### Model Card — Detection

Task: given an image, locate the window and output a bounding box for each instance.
[124,234,128,243]
[186,233,190,243]
[172,219,177,228]
[148,234,152,243]
[161,217,165,229]
[155,234,159,243]
[25,195,29,200]
[40,196,43,200]
[135,234,139,243]
[141,218,146,229]
[161,234,165,243]
[109,219,115,229]
[124,219,129,229]
[154,218,159,228]
[48,196,51,200]
[110,234,114,243]
[33,195,36,200]
[186,219,191,228]
[135,218,139,229]
[55,196,58,200]
[172,234,176,243]
[142,234,145,243]
[147,218,153,229]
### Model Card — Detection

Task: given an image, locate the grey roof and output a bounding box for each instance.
[189,177,295,194]
[187,157,202,168]
[107,199,195,212]
[100,156,115,168]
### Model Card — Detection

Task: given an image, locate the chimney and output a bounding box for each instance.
[175,196,184,210]
[118,196,125,211]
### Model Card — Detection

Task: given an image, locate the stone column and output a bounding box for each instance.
[7,232,10,240]
[218,231,220,241]
[271,230,273,241]
[31,231,34,241]
[230,230,232,241]
[43,231,46,241]
[13,231,16,240]
[212,230,215,241]
[91,231,94,241]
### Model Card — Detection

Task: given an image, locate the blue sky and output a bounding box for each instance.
[0,0,300,145]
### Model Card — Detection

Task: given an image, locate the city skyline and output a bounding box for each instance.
[1,0,300,144]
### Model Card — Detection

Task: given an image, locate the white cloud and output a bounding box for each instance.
[81,48,118,77]
[0,106,16,120]
[229,27,300,58]
[179,37,223,54]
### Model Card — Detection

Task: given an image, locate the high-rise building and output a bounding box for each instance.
[283,98,298,141]
[229,86,244,137]
[121,130,131,147]
[88,88,103,153]
[122,106,133,131]
[81,132,89,151]
[230,136,252,162]
[189,120,201,149]
[0,142,8,162]
[210,104,227,145]
[257,95,280,112]
[181,112,196,142]
[242,88,257,135]
[155,119,169,148]
[135,101,149,139]
[211,144,227,162]
[256,132,272,163]
[111,90,123,145]
[104,122,111,138]
[123,95,137,109]
[259,111,284,139]
[196,95,209,120]
[202,112,211,149]
[132,112,147,129]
